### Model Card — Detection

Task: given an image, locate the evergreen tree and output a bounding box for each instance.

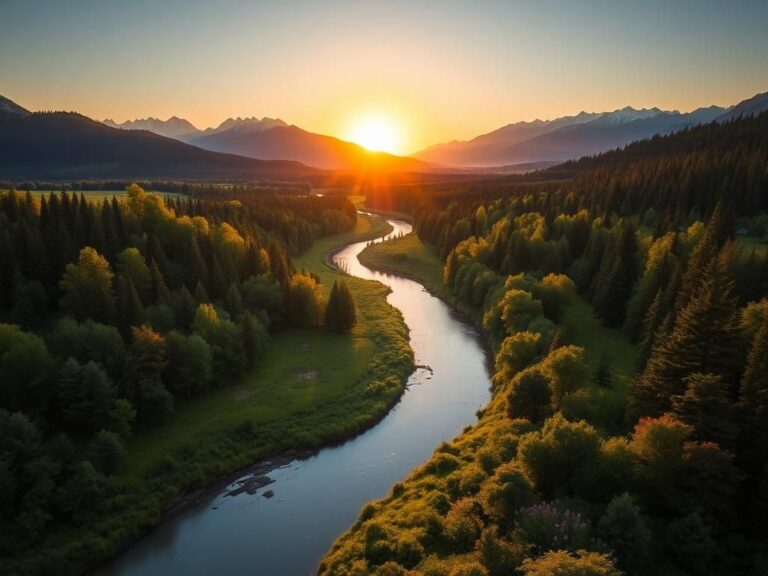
[592,219,639,326]
[671,373,736,446]
[193,280,209,303]
[127,326,172,424]
[209,256,228,300]
[593,354,612,388]
[116,276,144,337]
[57,359,116,433]
[324,280,357,332]
[149,259,171,305]
[241,313,268,366]
[630,245,742,420]
[225,283,244,319]
[738,316,768,466]
[675,203,730,312]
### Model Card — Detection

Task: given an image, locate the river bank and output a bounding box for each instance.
[65,214,411,576]
[95,215,492,576]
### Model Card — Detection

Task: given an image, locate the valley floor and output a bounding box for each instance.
[13,214,416,576]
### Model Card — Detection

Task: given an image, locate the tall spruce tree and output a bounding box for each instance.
[324,280,357,332]
[629,244,742,420]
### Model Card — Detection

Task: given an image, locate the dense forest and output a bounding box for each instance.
[322,113,768,575]
[0,185,362,574]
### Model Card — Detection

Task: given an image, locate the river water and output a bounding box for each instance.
[97,217,492,576]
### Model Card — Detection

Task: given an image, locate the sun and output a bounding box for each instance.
[345,115,401,154]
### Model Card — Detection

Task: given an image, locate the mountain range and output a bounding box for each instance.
[1,90,766,180]
[101,91,768,171]
[104,115,434,171]
[0,107,316,181]
[414,104,739,167]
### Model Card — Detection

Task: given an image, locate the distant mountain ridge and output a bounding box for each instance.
[715,91,768,122]
[187,124,436,171]
[103,116,199,139]
[0,95,30,116]
[415,103,738,167]
[0,106,317,181]
[102,114,432,171]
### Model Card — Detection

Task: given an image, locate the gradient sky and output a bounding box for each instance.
[1,0,767,153]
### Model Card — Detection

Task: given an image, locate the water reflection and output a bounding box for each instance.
[96,218,492,576]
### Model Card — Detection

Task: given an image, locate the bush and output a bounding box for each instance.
[443,498,483,551]
[506,367,552,423]
[87,430,126,474]
[479,462,536,525]
[598,493,651,571]
[476,527,528,576]
[373,561,407,576]
[395,532,424,567]
[518,550,621,576]
[515,502,591,552]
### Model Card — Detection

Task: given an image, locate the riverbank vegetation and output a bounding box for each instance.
[0,186,412,575]
[321,112,768,575]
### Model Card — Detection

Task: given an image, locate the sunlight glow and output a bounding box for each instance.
[345,115,402,154]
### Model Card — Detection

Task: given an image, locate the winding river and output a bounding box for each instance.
[97,217,492,576]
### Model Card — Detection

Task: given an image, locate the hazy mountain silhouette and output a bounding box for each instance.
[715,91,768,122]
[0,107,317,180]
[0,95,30,116]
[103,116,199,139]
[103,113,434,171]
[415,103,733,167]
[189,123,438,171]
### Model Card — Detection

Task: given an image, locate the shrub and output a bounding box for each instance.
[516,502,591,553]
[598,493,651,571]
[395,532,424,567]
[479,462,536,525]
[444,498,483,551]
[518,550,621,576]
[506,367,552,423]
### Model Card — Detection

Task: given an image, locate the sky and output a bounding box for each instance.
[1,0,767,154]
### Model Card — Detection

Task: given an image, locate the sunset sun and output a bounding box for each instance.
[345,115,401,154]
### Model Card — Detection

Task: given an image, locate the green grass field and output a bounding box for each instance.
[358,232,448,298]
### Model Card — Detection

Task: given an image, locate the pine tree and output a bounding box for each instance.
[629,245,742,420]
[225,283,244,319]
[672,372,736,446]
[116,276,144,338]
[267,241,292,288]
[592,220,639,326]
[210,256,228,300]
[193,280,209,303]
[738,316,768,465]
[675,203,729,312]
[324,280,357,332]
[149,260,171,305]
[593,354,612,388]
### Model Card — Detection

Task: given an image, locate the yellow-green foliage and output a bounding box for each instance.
[320,232,642,576]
